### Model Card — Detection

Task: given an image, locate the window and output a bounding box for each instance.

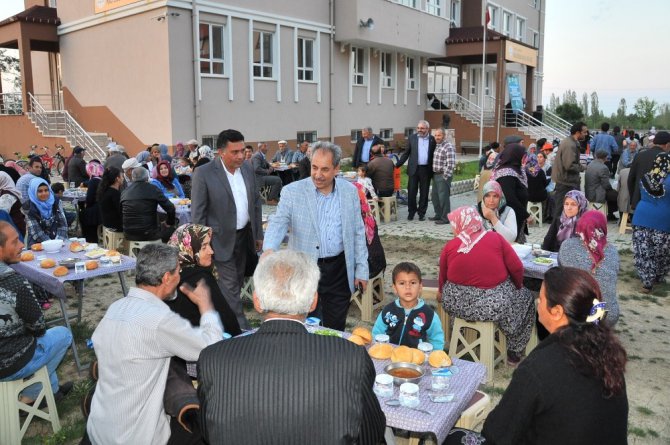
[297,131,317,143]
[532,31,539,48]
[487,5,499,30]
[516,17,525,42]
[380,128,393,140]
[201,135,217,148]
[395,0,417,7]
[450,0,461,27]
[404,127,416,138]
[253,30,274,78]
[297,37,314,81]
[503,11,512,36]
[469,68,477,95]
[351,129,363,142]
[484,71,491,96]
[380,52,393,88]
[531,0,540,8]
[352,47,366,86]
[406,57,416,90]
[425,0,441,16]
[199,23,225,75]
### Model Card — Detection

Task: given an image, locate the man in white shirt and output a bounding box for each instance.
[191,129,263,330]
[85,244,223,445]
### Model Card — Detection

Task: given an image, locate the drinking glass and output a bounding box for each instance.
[373,374,394,398]
[399,382,420,408]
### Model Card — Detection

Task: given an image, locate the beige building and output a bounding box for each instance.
[0,0,553,158]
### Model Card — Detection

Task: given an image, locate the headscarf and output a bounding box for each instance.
[168,224,215,273]
[159,144,169,158]
[479,180,507,231]
[136,151,151,165]
[557,190,589,243]
[28,177,54,220]
[447,206,487,254]
[5,161,27,176]
[155,160,175,189]
[198,145,214,160]
[174,142,185,158]
[86,161,104,178]
[492,143,528,187]
[575,210,608,272]
[524,153,541,178]
[484,151,497,170]
[353,182,376,244]
[0,171,21,199]
[641,152,670,198]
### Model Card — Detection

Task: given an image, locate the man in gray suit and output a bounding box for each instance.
[263,142,368,330]
[585,149,619,221]
[396,120,436,221]
[198,250,385,444]
[191,129,263,330]
[251,142,282,205]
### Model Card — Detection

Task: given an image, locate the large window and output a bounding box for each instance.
[297,131,317,143]
[487,4,499,30]
[425,0,441,16]
[395,0,417,7]
[352,47,366,86]
[516,17,525,42]
[404,127,416,138]
[502,11,512,36]
[450,0,461,27]
[351,129,363,142]
[253,30,274,79]
[199,23,225,75]
[380,128,393,140]
[381,52,393,88]
[532,31,539,48]
[297,37,314,81]
[406,57,417,90]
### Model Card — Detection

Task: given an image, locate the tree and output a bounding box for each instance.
[0,49,20,91]
[555,103,584,123]
[580,92,589,117]
[616,98,627,121]
[590,92,600,122]
[562,89,577,105]
[634,96,657,127]
[548,93,560,111]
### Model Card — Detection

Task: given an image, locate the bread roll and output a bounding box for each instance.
[105,250,120,257]
[410,348,425,365]
[368,343,393,360]
[351,327,372,344]
[30,243,43,252]
[348,334,366,346]
[428,350,452,368]
[20,252,34,261]
[85,260,98,270]
[53,266,68,277]
[391,345,413,363]
[69,242,84,253]
[40,258,56,269]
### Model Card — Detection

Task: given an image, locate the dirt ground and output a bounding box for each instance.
[24,234,670,444]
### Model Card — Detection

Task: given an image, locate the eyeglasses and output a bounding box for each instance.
[416,126,428,130]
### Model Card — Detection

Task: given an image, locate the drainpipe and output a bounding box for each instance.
[329,0,334,142]
[192,3,202,141]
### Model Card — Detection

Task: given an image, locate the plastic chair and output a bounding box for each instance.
[527,201,543,228]
[102,227,125,252]
[455,390,491,429]
[449,318,506,382]
[0,366,61,445]
[378,196,397,223]
[128,240,162,259]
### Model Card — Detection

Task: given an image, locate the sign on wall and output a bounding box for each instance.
[94,0,143,14]
[505,41,538,68]
[507,75,523,113]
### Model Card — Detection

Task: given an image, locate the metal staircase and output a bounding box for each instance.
[510,109,569,141]
[428,93,495,127]
[27,92,107,161]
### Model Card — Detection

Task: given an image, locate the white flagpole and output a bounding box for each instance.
[478,11,487,160]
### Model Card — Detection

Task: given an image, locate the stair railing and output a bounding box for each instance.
[510,110,567,141]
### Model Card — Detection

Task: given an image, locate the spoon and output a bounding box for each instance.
[385,399,435,416]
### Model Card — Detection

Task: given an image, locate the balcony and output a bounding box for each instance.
[334,0,450,57]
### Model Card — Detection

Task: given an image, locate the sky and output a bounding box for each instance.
[1,0,669,115]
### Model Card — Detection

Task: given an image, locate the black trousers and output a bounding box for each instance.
[407,165,432,217]
[309,252,351,331]
[377,189,394,198]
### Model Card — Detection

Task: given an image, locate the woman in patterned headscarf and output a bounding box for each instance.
[525,153,550,204]
[492,143,531,242]
[438,206,534,366]
[632,152,670,293]
[352,182,386,296]
[477,180,517,243]
[558,210,620,326]
[167,223,241,335]
[542,190,589,252]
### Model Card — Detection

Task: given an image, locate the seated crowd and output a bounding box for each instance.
[4,122,668,445]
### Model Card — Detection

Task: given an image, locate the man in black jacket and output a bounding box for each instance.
[628,131,670,210]
[396,120,436,220]
[67,146,88,186]
[198,250,385,445]
[352,126,384,168]
[121,167,175,242]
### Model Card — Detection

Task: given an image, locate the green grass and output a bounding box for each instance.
[629,426,647,438]
[636,406,655,416]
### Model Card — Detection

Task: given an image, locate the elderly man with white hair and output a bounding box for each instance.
[396,119,436,221]
[197,250,385,445]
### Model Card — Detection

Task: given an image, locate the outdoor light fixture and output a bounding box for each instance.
[359,18,375,29]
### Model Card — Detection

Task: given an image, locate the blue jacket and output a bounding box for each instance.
[590,133,618,159]
[372,299,445,350]
[150,178,185,199]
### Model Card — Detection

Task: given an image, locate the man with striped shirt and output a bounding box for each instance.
[431,128,456,225]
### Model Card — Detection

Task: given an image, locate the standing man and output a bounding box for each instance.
[431,128,456,225]
[198,250,385,445]
[251,142,282,205]
[67,146,88,186]
[366,144,395,197]
[191,129,263,330]
[263,142,368,330]
[396,120,436,221]
[552,122,587,217]
[628,131,670,210]
[0,222,73,406]
[352,126,383,168]
[590,122,618,175]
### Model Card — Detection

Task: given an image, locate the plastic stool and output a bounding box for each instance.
[367,199,380,225]
[587,202,608,217]
[240,276,254,302]
[525,322,539,356]
[103,227,125,252]
[420,280,451,345]
[455,390,491,429]
[527,201,543,228]
[449,318,506,382]
[350,270,384,322]
[619,212,633,235]
[379,196,397,223]
[0,366,61,445]
[259,185,271,202]
[127,240,162,259]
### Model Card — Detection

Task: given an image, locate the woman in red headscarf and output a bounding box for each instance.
[558,210,620,326]
[438,205,535,366]
[150,160,185,199]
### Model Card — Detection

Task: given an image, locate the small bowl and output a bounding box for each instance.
[42,239,64,253]
[532,249,551,258]
[384,362,425,386]
[59,258,78,269]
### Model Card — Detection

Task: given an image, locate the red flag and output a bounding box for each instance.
[485,8,491,26]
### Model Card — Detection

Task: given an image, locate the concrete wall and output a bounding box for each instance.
[0,115,67,156]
